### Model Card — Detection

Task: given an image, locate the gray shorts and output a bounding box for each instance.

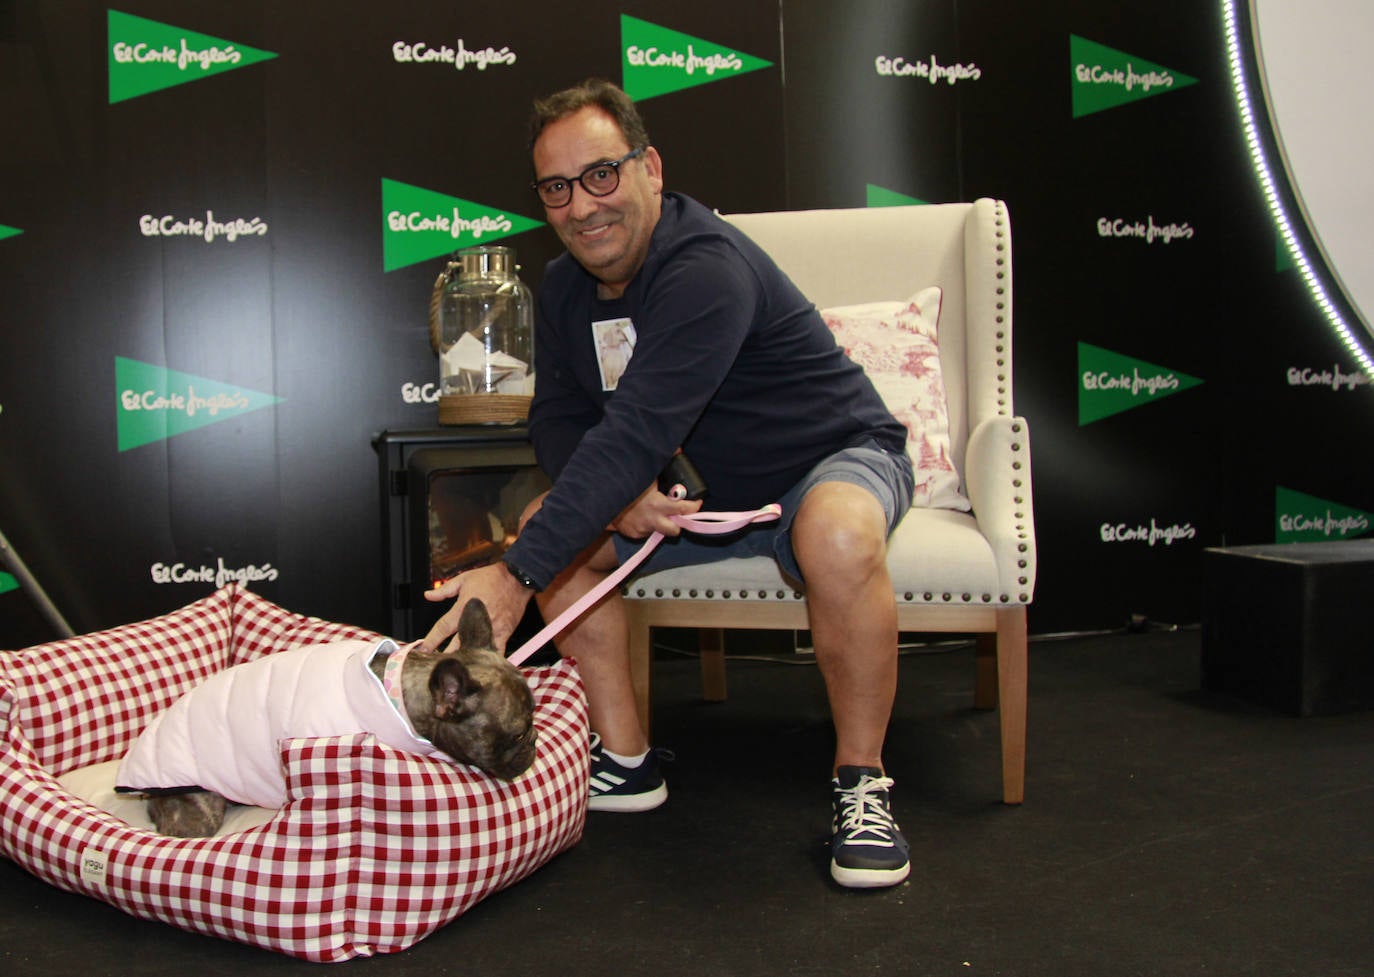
[613,439,915,584]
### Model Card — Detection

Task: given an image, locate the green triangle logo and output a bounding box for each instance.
[0,572,18,597]
[867,185,927,208]
[621,15,773,101]
[1070,35,1197,118]
[1078,342,1204,425]
[108,9,277,104]
[116,356,283,451]
[1275,487,1374,543]
[382,179,544,273]
[0,224,22,242]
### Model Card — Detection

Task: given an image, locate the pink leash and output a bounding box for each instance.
[505,503,782,667]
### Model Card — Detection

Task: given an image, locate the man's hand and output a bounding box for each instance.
[610,485,704,539]
[421,562,533,653]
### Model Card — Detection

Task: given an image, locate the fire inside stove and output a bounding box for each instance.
[426,465,549,588]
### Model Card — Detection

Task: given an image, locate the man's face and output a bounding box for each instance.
[532,106,663,298]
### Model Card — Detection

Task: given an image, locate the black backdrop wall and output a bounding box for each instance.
[3,1,1372,647]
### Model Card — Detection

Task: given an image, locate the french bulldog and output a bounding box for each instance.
[140,599,536,837]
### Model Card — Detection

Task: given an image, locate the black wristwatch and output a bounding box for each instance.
[502,558,539,591]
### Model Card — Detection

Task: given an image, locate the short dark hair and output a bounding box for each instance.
[528,78,651,154]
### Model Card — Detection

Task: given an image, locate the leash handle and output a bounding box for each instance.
[671,503,782,535]
[505,503,781,667]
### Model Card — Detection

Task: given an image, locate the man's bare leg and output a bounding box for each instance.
[789,481,899,774]
[535,533,649,758]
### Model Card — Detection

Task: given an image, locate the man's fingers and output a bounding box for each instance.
[424,576,462,601]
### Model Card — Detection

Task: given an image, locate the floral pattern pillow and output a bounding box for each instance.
[821,287,970,511]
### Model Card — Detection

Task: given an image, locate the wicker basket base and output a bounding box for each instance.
[438,393,531,425]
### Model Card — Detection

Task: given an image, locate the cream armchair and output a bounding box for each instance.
[622,199,1035,804]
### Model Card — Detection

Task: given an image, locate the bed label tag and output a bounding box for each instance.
[80,848,108,886]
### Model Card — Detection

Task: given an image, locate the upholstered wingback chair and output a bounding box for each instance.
[622,199,1034,804]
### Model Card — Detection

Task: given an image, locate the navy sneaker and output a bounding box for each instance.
[830,765,911,888]
[587,733,668,812]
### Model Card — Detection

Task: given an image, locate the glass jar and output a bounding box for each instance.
[435,245,534,424]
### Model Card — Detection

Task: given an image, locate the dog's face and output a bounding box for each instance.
[404,599,537,780]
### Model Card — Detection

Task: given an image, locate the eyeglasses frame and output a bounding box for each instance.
[530,147,646,208]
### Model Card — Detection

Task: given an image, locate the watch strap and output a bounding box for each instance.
[502,558,538,590]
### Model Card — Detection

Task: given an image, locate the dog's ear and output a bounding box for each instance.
[429,658,475,720]
[456,598,495,651]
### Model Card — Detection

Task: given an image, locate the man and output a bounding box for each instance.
[423,79,916,888]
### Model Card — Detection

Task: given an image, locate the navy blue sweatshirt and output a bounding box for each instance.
[504,193,905,589]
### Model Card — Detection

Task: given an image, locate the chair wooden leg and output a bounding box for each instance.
[973,633,998,710]
[995,607,1028,805]
[700,628,728,701]
[625,602,652,735]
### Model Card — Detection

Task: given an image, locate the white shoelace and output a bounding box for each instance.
[835,775,899,848]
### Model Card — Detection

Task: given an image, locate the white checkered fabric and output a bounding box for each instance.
[0,584,588,962]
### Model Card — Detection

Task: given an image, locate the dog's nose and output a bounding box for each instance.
[505,728,537,774]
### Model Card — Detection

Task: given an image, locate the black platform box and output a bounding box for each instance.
[1202,540,1374,716]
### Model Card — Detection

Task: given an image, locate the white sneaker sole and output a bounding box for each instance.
[830,859,911,888]
[587,782,668,813]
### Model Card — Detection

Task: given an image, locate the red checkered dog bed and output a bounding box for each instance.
[0,584,588,962]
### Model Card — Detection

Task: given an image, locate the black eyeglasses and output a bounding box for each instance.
[531,148,645,208]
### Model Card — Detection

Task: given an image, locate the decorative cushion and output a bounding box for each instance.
[821,286,971,511]
[0,584,588,962]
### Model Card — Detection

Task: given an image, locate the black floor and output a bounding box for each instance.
[3,628,1372,977]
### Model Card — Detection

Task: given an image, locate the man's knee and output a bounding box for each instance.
[792,483,889,577]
